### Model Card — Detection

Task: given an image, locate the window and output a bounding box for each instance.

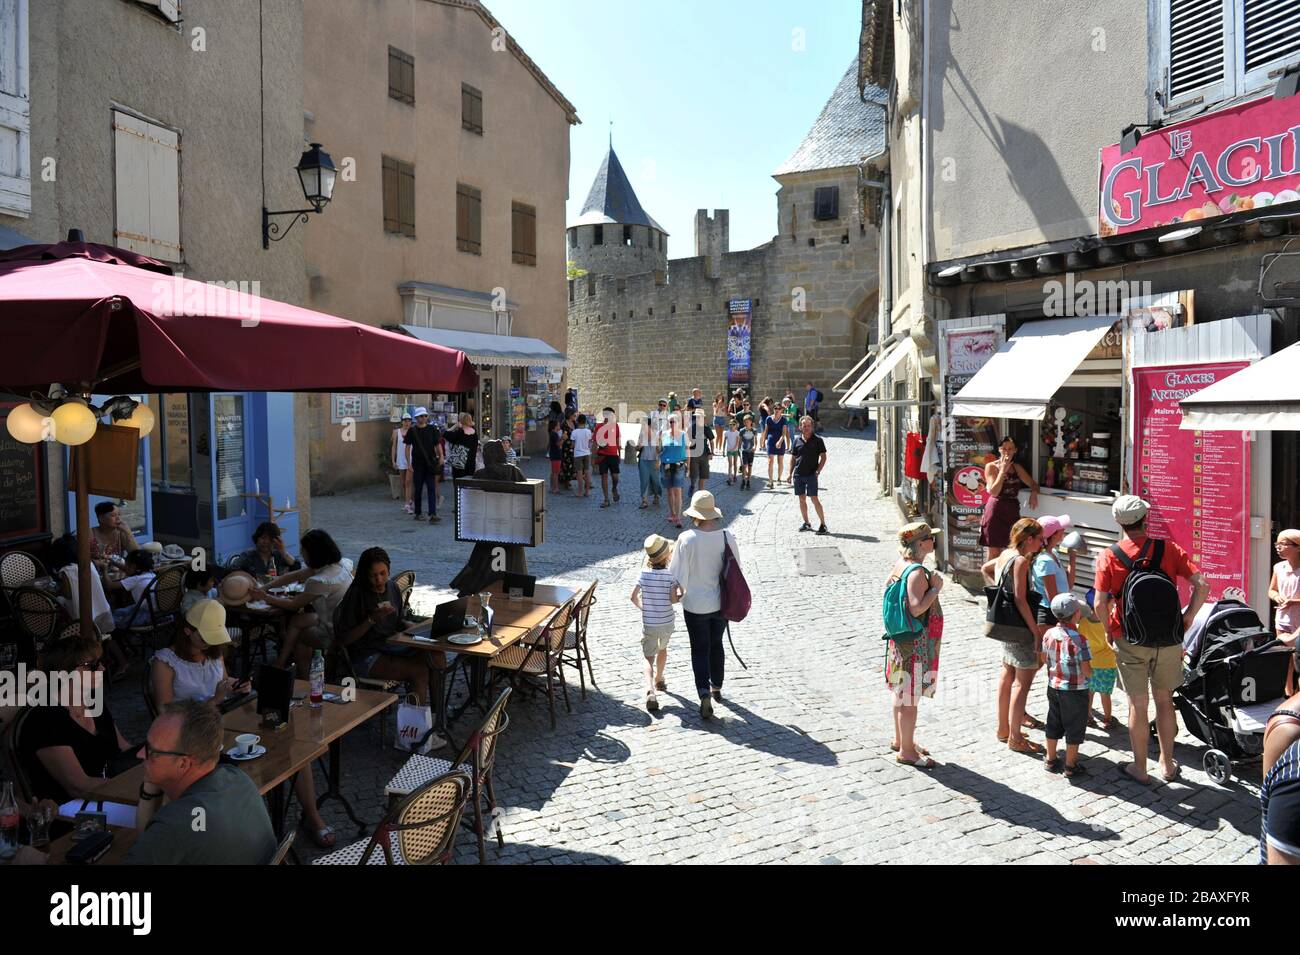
[388,46,414,104]
[113,109,181,261]
[461,83,483,134]
[587,275,595,297]
[623,224,632,246]
[813,186,840,221]
[456,183,481,254]
[512,201,536,266]
[0,0,29,216]
[382,156,415,236]
[593,224,603,246]
[1157,0,1300,115]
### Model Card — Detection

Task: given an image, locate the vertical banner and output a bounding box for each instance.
[941,324,1002,575]
[727,299,753,387]
[510,387,526,445]
[1132,361,1250,602]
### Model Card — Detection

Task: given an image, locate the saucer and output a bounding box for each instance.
[227,744,267,761]
[447,633,481,646]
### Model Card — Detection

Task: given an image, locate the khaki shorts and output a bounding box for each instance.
[1113,640,1185,696]
[641,626,672,657]
[574,455,591,473]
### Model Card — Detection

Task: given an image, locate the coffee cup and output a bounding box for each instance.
[235,733,260,755]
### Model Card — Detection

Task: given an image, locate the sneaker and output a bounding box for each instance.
[613,490,620,502]
[429,515,442,524]
[403,503,413,514]
[711,688,723,702]
[699,696,713,719]
[646,692,660,713]
[413,513,424,521]
[799,522,811,532]
[816,525,829,536]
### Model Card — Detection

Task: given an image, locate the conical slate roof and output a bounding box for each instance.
[570,147,665,232]
[774,57,887,176]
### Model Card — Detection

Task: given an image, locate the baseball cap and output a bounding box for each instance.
[401,411,413,421]
[1050,592,1083,621]
[184,599,232,646]
[412,406,429,418]
[1037,514,1072,540]
[1111,494,1150,527]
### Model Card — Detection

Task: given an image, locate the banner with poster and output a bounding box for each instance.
[510,388,526,445]
[938,319,1005,576]
[726,299,752,386]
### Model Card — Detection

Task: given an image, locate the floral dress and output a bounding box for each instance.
[558,424,576,486]
[884,561,943,705]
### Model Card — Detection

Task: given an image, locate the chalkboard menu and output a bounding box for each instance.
[0,403,48,542]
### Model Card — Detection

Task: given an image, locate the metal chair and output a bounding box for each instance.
[385,687,511,864]
[311,770,472,865]
[561,581,599,698]
[11,587,65,660]
[488,600,574,730]
[0,551,43,590]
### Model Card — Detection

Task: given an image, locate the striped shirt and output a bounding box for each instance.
[638,568,676,629]
[1262,736,1300,864]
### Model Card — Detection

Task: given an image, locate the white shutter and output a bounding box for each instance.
[113,110,181,261]
[1162,0,1232,114]
[138,0,180,24]
[0,0,29,217]
[1238,0,1300,96]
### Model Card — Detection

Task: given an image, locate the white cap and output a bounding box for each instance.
[413,406,429,418]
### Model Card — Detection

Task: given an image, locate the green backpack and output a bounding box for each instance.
[883,564,927,641]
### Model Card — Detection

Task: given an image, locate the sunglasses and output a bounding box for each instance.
[143,740,190,761]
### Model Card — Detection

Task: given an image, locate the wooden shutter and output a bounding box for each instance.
[388,47,414,104]
[0,0,29,216]
[382,156,399,233]
[457,183,481,253]
[462,84,483,134]
[1240,0,1300,95]
[113,110,180,261]
[512,202,536,266]
[398,161,415,236]
[1164,0,1229,112]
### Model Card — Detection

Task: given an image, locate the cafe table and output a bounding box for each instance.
[388,581,578,729]
[224,599,290,677]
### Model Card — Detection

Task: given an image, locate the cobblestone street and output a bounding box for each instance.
[110,430,1261,863]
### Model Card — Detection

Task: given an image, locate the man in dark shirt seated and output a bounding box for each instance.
[123,699,278,865]
[229,521,302,578]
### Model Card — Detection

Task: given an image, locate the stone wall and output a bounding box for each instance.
[567,222,666,278]
[566,167,879,421]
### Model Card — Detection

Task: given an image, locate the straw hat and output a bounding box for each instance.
[217,571,256,607]
[643,534,671,565]
[683,490,722,522]
[161,543,185,560]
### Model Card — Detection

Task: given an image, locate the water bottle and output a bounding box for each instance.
[309,649,324,709]
[0,781,18,860]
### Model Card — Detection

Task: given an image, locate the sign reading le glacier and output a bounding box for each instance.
[1099,94,1300,236]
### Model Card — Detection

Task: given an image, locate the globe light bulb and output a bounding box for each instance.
[5,402,47,443]
[123,403,155,436]
[50,400,98,446]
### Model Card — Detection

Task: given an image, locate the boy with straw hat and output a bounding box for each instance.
[630,534,679,712]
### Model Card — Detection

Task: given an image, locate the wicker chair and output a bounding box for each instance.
[311,770,472,865]
[384,687,511,864]
[488,600,574,730]
[0,551,43,590]
[561,581,599,698]
[115,563,186,654]
[268,830,297,865]
[393,570,416,616]
[11,587,65,660]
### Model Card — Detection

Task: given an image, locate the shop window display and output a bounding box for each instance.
[1038,387,1120,496]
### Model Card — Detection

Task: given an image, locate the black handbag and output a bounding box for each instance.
[984,557,1041,642]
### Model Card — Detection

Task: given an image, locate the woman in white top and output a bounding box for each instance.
[668,491,741,719]
[392,412,414,514]
[252,529,354,672]
[1269,528,1300,696]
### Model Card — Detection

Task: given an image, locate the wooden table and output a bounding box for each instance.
[45,826,139,865]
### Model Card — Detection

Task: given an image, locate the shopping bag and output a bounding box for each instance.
[395,695,438,754]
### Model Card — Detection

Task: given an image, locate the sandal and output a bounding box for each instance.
[1160,761,1181,783]
[1116,761,1152,785]
[1007,737,1044,755]
[301,823,337,849]
[896,755,936,769]
[1064,762,1089,779]
[890,743,930,755]
[1044,756,1063,774]
[1020,715,1045,731]
[996,733,1009,744]
[655,678,667,691]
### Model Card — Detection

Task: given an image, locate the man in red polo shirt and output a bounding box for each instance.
[594,406,621,508]
[1094,494,1209,786]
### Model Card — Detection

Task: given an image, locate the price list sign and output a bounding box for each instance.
[941,327,1000,574]
[1132,361,1250,602]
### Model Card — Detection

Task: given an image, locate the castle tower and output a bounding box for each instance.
[567,147,668,279]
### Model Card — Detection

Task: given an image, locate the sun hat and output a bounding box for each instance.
[1037,514,1073,540]
[412,406,429,418]
[1111,494,1150,527]
[643,534,671,565]
[161,543,185,560]
[184,599,232,646]
[1050,592,1083,621]
[898,521,942,546]
[683,490,722,522]
[217,571,256,607]
[1061,530,1087,552]
[401,411,413,421]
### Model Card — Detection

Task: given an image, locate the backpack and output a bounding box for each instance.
[1110,539,1184,647]
[883,564,928,641]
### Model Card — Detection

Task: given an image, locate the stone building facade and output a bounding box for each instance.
[565,60,886,421]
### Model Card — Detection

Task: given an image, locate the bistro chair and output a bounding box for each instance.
[0,707,36,808]
[11,586,65,660]
[326,642,403,748]
[115,563,186,655]
[561,581,599,698]
[385,687,511,865]
[0,551,43,590]
[487,600,574,730]
[393,569,416,617]
[268,830,297,865]
[311,770,472,865]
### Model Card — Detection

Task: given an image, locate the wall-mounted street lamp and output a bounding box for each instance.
[1120,122,1161,156]
[262,143,337,249]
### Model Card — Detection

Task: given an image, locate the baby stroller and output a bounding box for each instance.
[1173,598,1291,784]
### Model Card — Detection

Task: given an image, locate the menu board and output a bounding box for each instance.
[367,394,393,420]
[214,396,246,521]
[0,404,47,541]
[456,487,533,545]
[1132,361,1250,602]
[941,327,1001,574]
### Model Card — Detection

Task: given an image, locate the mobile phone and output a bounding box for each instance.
[65,829,114,864]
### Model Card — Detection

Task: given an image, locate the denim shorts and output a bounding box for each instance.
[661,463,685,489]
[793,473,818,497]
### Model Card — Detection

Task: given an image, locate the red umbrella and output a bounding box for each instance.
[0,240,478,640]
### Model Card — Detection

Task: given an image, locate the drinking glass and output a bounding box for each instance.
[26,805,52,849]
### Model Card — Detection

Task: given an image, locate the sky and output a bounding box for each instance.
[485,0,862,255]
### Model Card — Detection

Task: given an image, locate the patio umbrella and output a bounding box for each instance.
[0,238,479,640]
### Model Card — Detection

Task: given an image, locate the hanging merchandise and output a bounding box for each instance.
[904,431,926,480]
[920,413,940,484]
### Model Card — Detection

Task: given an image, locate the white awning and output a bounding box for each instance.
[950,315,1115,420]
[840,338,917,408]
[1180,341,1300,430]
[399,325,568,369]
[833,351,875,392]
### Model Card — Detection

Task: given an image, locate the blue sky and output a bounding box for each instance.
[486,0,862,255]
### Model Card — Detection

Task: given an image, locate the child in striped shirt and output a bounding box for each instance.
[630,533,680,712]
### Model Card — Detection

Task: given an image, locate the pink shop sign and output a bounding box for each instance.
[1099,94,1300,237]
